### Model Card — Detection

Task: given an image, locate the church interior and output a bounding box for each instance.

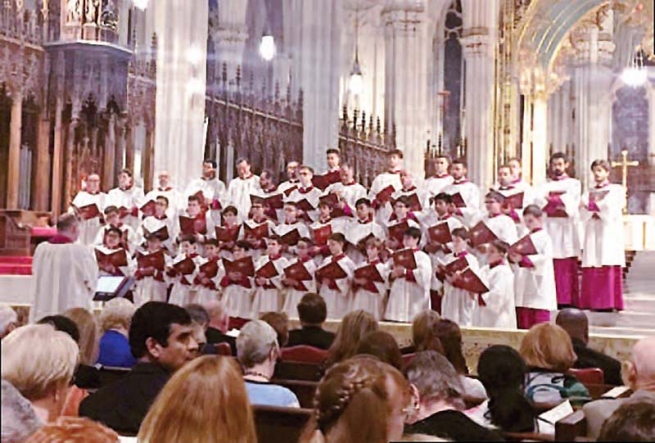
[2,0,655,441]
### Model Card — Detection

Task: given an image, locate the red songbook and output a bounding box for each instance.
[312,224,333,246]
[319,193,339,208]
[283,185,298,197]
[313,170,340,190]
[140,200,157,217]
[244,223,269,240]
[469,222,498,248]
[295,198,316,213]
[179,215,207,235]
[354,263,384,293]
[456,268,489,294]
[136,250,166,271]
[392,249,417,270]
[223,256,255,278]
[215,226,240,243]
[388,221,409,244]
[173,257,196,275]
[503,192,525,210]
[589,189,609,202]
[280,229,301,246]
[284,261,313,291]
[256,261,279,279]
[118,206,132,219]
[544,191,568,218]
[95,249,128,268]
[450,193,467,208]
[199,259,220,279]
[428,222,453,245]
[316,261,348,281]
[251,193,284,210]
[75,203,101,221]
[443,256,469,276]
[376,185,396,204]
[508,235,538,256]
[143,226,170,242]
[391,193,423,212]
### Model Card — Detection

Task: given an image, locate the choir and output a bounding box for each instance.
[69,151,625,329]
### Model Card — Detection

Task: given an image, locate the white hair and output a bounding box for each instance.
[236,320,278,369]
[99,298,136,333]
[0,304,18,338]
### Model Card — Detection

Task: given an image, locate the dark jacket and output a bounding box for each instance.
[572,338,623,386]
[286,326,335,350]
[404,409,505,442]
[79,362,170,435]
[205,326,237,355]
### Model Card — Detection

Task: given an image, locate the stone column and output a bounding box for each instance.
[531,92,548,185]
[211,0,248,78]
[103,113,116,190]
[143,125,155,191]
[125,124,134,173]
[51,97,64,215]
[382,1,430,177]
[34,111,51,211]
[649,84,655,166]
[6,92,23,209]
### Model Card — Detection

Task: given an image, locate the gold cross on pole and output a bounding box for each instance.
[611,149,639,214]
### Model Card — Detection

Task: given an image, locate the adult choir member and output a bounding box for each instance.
[107,169,144,231]
[226,158,260,221]
[70,173,106,245]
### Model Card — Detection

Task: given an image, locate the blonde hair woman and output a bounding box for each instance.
[520,323,590,404]
[323,310,378,369]
[26,417,119,443]
[1,324,79,423]
[63,308,99,366]
[138,356,256,443]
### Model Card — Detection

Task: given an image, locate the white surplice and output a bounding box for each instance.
[535,177,581,259]
[421,214,463,291]
[71,191,107,246]
[344,219,386,265]
[285,187,322,223]
[441,252,479,327]
[579,184,625,268]
[425,174,454,198]
[144,187,185,218]
[194,257,222,305]
[251,256,290,315]
[216,261,255,319]
[351,260,390,321]
[391,186,431,216]
[107,186,145,232]
[443,180,481,228]
[368,171,403,225]
[384,249,432,322]
[137,215,178,255]
[281,258,317,318]
[317,255,356,320]
[93,245,135,277]
[278,179,300,197]
[94,224,138,256]
[324,181,367,211]
[168,254,203,306]
[30,241,98,323]
[185,176,227,226]
[472,262,517,329]
[512,229,558,311]
[227,175,261,221]
[133,249,171,307]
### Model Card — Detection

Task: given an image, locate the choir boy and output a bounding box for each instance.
[251,169,284,222]
[508,157,530,190]
[443,158,481,228]
[133,233,170,306]
[216,206,242,260]
[312,148,342,191]
[194,239,222,305]
[326,148,342,174]
[107,168,144,232]
[472,240,517,329]
[345,198,386,265]
[509,205,557,329]
[185,159,227,226]
[384,227,432,322]
[440,227,480,327]
[144,170,183,218]
[70,173,106,245]
[316,233,356,320]
[311,200,347,264]
[217,240,255,321]
[385,196,420,251]
[241,200,275,262]
[167,235,202,306]
[393,170,431,217]
[94,206,138,254]
[281,237,317,317]
[274,202,311,258]
[278,161,301,196]
[351,238,389,320]
[94,227,133,277]
[493,164,534,227]
[252,235,290,315]
[535,152,581,307]
[425,154,454,197]
[475,191,518,264]
[579,159,625,312]
[227,158,261,221]
[138,196,176,255]
[178,194,215,245]
[369,149,404,224]
[286,165,322,223]
[324,164,367,210]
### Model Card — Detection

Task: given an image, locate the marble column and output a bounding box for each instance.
[382,2,430,178]
[532,93,548,185]
[7,92,23,209]
[34,112,51,211]
[143,125,155,191]
[51,97,64,215]
[103,113,116,190]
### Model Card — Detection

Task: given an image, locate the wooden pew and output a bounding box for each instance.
[502,431,554,442]
[274,379,318,408]
[253,405,313,443]
[274,361,323,381]
[555,410,587,442]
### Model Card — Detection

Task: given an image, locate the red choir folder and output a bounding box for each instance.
[244,222,269,240]
[508,235,538,256]
[140,200,157,218]
[503,192,524,210]
[589,189,610,202]
[284,261,313,291]
[390,193,423,212]
[450,193,467,208]
[251,193,284,210]
[95,249,128,268]
[428,222,453,244]
[312,224,333,246]
[75,203,101,221]
[136,250,166,271]
[223,256,255,278]
[388,221,410,244]
[143,226,170,242]
[280,228,301,246]
[544,191,568,218]
[179,215,207,235]
[443,256,469,276]
[316,261,348,281]
[118,206,133,219]
[295,198,316,213]
[469,221,498,248]
[313,170,341,190]
[256,261,279,279]
[215,226,240,243]
[319,192,339,208]
[392,249,417,270]
[199,260,220,279]
[173,257,196,275]
[354,263,384,293]
[456,267,489,293]
[376,185,396,204]
[283,185,298,197]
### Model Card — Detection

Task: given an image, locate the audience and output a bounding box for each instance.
[355,330,404,371]
[556,308,622,385]
[287,293,335,350]
[0,303,18,339]
[97,298,137,368]
[468,345,537,433]
[79,302,198,435]
[138,356,257,443]
[63,308,99,366]
[37,315,80,343]
[598,397,655,442]
[323,310,378,369]
[1,379,43,443]
[25,417,120,443]
[404,351,504,442]
[261,311,290,347]
[520,323,590,405]
[409,310,444,354]
[185,303,211,356]
[237,320,300,407]
[204,300,237,355]
[301,355,411,443]
[1,324,79,425]
[584,336,655,439]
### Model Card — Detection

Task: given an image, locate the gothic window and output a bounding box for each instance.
[442,0,463,157]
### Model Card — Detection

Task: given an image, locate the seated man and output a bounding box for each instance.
[79,302,198,435]
[203,300,236,355]
[584,337,655,440]
[556,308,622,385]
[286,293,335,350]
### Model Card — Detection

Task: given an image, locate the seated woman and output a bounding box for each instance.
[97,298,137,368]
[260,311,290,348]
[520,323,591,405]
[300,355,411,443]
[237,320,300,408]
[323,310,378,370]
[404,351,503,442]
[467,345,539,433]
[408,310,443,355]
[355,330,404,371]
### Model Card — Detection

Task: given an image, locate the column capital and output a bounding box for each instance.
[211,26,249,46]
[381,3,426,34]
[460,33,494,58]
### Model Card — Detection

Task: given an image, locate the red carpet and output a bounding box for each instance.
[0,256,33,275]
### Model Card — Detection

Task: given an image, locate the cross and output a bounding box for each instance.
[611,149,639,214]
